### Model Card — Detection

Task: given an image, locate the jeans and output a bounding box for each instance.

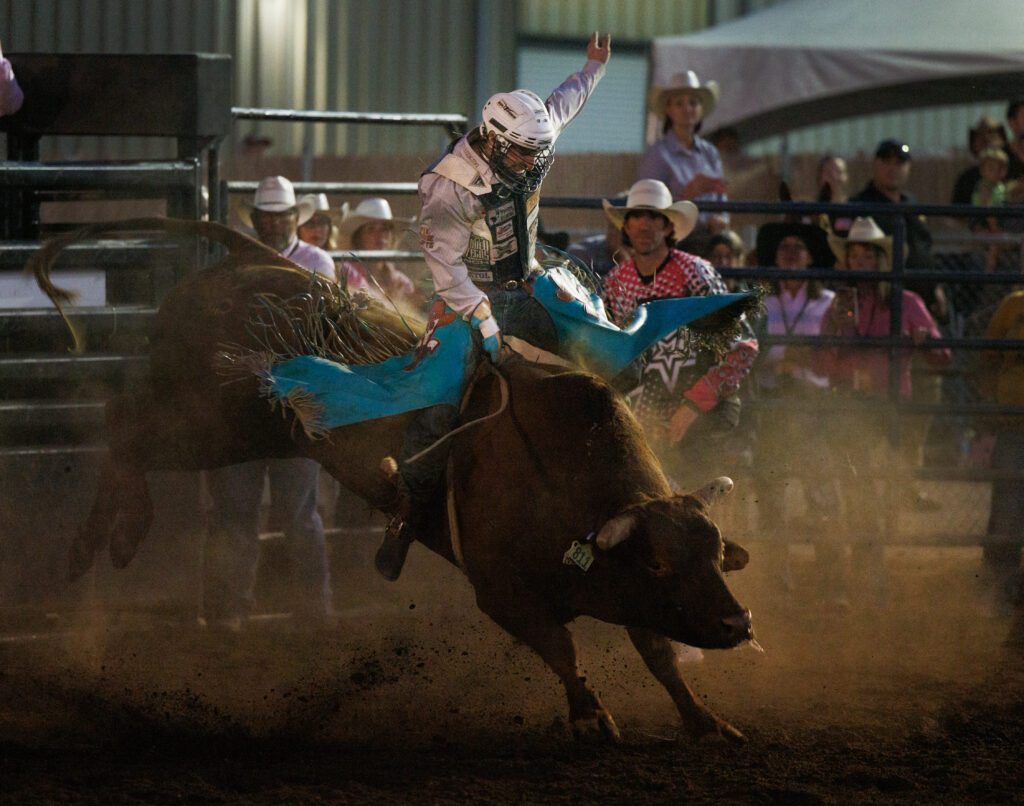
[203,457,330,620]
[488,288,559,353]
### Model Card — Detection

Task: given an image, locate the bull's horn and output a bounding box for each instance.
[595,512,637,550]
[690,476,734,506]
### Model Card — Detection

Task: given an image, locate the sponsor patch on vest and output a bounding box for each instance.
[468,269,495,283]
[487,202,516,226]
[463,234,491,270]
[495,221,514,241]
[492,237,519,261]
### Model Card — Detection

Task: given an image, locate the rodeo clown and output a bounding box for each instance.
[374,32,612,580]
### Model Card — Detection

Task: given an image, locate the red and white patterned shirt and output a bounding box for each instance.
[602,249,758,430]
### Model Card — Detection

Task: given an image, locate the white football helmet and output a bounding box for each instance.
[480,90,556,193]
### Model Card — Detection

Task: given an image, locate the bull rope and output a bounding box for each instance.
[401,359,509,466]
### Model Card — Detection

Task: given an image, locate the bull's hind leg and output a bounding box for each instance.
[70,456,153,580]
[477,592,621,742]
[70,390,179,579]
[70,457,119,580]
[627,626,744,743]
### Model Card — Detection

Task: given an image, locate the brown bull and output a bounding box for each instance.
[32,218,755,742]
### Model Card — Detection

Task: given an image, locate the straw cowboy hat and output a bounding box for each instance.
[336,197,414,248]
[602,179,699,241]
[755,220,834,268]
[828,216,892,268]
[647,70,720,118]
[239,175,315,228]
[296,190,348,225]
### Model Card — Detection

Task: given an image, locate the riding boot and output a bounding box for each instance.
[375,511,415,581]
[375,493,426,581]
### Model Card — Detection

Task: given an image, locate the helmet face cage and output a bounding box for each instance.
[481,90,556,195]
[486,131,554,194]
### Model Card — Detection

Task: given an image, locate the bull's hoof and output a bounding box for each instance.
[572,709,621,744]
[694,719,746,745]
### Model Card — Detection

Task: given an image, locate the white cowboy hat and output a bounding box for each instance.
[647,70,720,118]
[336,197,414,248]
[828,216,892,268]
[602,179,699,242]
[296,193,333,227]
[239,175,315,228]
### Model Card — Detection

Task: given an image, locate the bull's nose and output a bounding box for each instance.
[721,609,753,641]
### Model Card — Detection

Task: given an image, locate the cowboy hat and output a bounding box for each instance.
[828,216,892,268]
[602,179,699,242]
[296,190,348,225]
[647,70,720,118]
[755,220,834,268]
[336,197,415,248]
[239,175,315,229]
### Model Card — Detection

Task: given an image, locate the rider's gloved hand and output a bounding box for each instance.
[470,300,502,363]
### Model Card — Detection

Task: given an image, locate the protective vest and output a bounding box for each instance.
[431,150,541,287]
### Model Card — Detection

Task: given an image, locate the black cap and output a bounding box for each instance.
[875,139,911,161]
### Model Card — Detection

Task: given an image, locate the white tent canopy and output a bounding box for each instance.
[650,0,1024,144]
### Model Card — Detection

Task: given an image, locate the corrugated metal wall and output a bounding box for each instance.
[0,0,484,161]
[0,0,993,163]
[519,0,709,40]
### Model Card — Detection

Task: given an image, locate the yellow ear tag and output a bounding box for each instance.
[562,540,594,572]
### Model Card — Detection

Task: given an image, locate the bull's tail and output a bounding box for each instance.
[26,217,282,353]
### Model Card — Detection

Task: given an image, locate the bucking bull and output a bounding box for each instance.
[31,218,756,742]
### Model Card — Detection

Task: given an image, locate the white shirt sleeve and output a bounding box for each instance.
[417,172,488,318]
[545,59,606,136]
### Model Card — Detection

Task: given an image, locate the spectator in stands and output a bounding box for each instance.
[973,148,1010,210]
[706,229,748,294]
[977,289,1024,613]
[0,38,24,117]
[816,154,853,236]
[951,115,1010,206]
[203,176,336,632]
[638,70,728,245]
[1005,99,1024,179]
[851,140,944,315]
[337,197,422,311]
[567,192,629,277]
[707,229,745,270]
[601,179,758,490]
[971,148,1012,270]
[750,220,840,595]
[852,139,949,493]
[820,217,952,607]
[296,193,339,251]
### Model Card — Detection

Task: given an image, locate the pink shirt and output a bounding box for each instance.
[341,260,417,305]
[281,237,335,280]
[819,285,951,399]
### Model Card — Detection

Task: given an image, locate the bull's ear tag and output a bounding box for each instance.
[563,540,594,572]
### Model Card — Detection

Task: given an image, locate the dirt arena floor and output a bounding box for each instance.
[2,536,1023,805]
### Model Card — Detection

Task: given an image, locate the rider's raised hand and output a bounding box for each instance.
[587,32,611,64]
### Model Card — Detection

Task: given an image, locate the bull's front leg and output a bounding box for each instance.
[627,626,744,743]
[477,593,621,742]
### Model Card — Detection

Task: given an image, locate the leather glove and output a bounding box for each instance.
[470,300,502,363]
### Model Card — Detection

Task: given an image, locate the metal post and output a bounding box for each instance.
[887,215,907,542]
